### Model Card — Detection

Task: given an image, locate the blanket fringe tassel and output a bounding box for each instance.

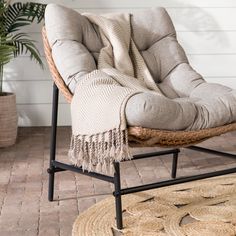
[68,128,132,173]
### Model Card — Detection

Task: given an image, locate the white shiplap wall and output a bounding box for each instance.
[3,0,236,126]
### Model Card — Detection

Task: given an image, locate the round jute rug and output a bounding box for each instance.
[72,174,236,236]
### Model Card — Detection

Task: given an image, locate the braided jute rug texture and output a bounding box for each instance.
[72,174,236,236]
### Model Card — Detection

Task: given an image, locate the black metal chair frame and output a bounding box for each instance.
[48,83,236,230]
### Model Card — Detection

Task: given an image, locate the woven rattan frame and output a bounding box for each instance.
[42,26,236,147]
[42,27,73,103]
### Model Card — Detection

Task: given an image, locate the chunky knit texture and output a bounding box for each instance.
[69,13,162,172]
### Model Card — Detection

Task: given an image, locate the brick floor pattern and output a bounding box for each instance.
[0,127,236,236]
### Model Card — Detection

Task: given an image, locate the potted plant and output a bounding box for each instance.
[0,0,46,147]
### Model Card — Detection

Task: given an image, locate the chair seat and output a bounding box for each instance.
[128,123,236,147]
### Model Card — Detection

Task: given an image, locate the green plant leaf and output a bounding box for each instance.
[10,33,43,68]
[3,2,46,34]
[0,44,14,64]
[0,1,46,93]
[0,35,15,65]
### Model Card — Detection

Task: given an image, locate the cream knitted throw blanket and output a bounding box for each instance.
[69,12,162,172]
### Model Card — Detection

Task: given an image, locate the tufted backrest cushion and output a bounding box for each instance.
[45,4,102,54]
[45,4,203,97]
[130,8,189,83]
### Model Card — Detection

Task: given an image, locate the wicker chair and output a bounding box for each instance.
[42,26,236,229]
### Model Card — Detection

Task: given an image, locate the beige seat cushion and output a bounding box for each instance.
[45,4,236,130]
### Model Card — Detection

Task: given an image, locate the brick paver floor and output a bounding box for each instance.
[0,127,236,236]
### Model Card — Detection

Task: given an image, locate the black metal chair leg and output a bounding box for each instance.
[48,83,59,202]
[48,168,55,201]
[113,162,123,230]
[171,151,179,179]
